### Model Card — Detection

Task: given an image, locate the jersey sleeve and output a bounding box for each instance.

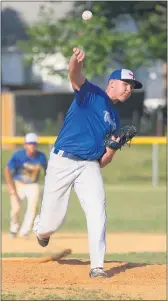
[74,79,99,105]
[7,153,18,170]
[41,153,48,170]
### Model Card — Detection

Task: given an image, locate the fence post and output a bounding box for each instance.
[152,144,159,187]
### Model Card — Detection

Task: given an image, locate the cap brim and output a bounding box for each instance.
[133,80,143,89]
[122,79,143,89]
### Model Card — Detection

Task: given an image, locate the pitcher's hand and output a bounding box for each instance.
[73,47,85,63]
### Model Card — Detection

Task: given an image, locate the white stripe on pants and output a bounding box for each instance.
[33,151,106,269]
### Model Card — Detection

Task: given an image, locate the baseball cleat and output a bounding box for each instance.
[89,267,107,278]
[37,236,50,247]
[10,232,17,238]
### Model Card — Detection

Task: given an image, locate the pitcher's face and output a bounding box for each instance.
[109,79,135,102]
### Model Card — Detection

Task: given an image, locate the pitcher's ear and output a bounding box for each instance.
[109,79,115,88]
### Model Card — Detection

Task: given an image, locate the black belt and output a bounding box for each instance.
[53,149,84,160]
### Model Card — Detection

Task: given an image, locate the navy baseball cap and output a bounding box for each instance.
[109,69,143,89]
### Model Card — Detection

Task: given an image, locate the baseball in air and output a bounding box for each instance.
[82,10,93,21]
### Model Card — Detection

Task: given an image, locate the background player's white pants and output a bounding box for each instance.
[10,181,40,236]
[33,151,106,269]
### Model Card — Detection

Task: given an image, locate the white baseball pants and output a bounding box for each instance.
[33,150,106,269]
[10,181,40,236]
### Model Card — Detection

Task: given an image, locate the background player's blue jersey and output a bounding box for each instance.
[54,80,120,160]
[7,149,47,184]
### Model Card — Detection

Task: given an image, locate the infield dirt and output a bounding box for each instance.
[2,258,166,300]
[2,232,166,300]
[2,232,166,253]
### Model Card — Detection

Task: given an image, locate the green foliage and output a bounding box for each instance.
[74,1,167,62]
[19,1,167,80]
[15,116,35,135]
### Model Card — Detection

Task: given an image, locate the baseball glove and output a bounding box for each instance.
[104,125,137,150]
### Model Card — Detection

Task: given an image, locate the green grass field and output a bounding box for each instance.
[2,184,166,233]
[2,252,166,264]
[1,291,133,301]
[1,144,166,233]
[2,144,166,184]
[1,288,148,301]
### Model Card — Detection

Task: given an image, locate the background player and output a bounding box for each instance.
[33,47,142,278]
[5,133,47,238]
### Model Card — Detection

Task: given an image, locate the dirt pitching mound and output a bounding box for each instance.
[2,258,166,300]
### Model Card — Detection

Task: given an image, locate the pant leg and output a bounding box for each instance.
[33,152,79,239]
[10,181,25,233]
[10,194,20,233]
[19,183,40,236]
[74,160,106,269]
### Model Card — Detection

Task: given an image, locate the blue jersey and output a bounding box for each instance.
[54,79,120,160]
[7,149,47,184]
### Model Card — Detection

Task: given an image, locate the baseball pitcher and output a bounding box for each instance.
[5,133,47,238]
[33,48,142,278]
